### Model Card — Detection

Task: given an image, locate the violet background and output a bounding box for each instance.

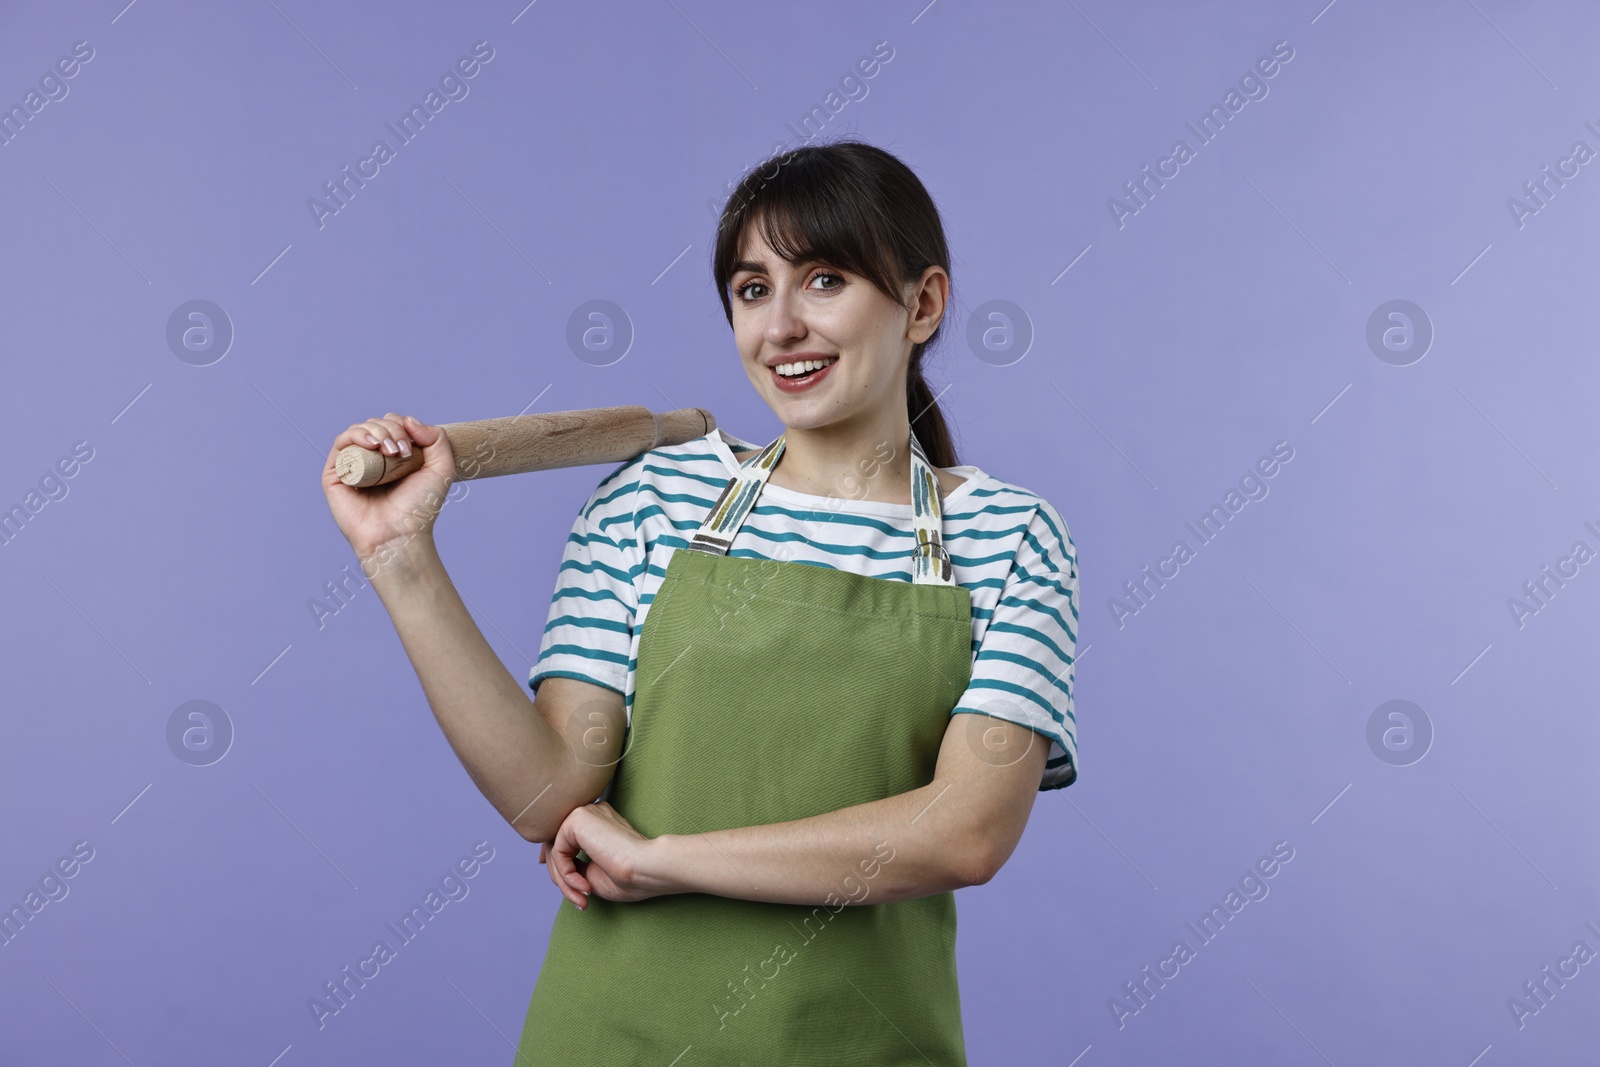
[1,0,1597,1063]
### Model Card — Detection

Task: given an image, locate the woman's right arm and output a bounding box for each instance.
[321,412,625,845]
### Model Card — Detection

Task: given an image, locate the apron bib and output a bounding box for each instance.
[517,430,975,1065]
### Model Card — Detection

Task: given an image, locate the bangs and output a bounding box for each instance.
[715,149,906,313]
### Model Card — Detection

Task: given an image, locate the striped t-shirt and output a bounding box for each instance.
[529,428,1079,791]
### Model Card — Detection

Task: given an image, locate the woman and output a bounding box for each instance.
[323,140,1077,1064]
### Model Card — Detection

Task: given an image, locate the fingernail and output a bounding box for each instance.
[382,439,398,455]
[363,432,379,446]
[398,439,412,458]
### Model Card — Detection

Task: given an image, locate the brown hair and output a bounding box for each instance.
[711,139,959,468]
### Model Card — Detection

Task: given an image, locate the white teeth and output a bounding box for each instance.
[774,357,837,378]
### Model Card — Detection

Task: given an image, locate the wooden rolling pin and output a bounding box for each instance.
[335,405,717,488]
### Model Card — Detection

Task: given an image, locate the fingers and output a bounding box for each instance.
[330,414,435,458]
[370,414,412,458]
[548,824,591,909]
[550,853,587,909]
[555,845,591,898]
[545,848,567,901]
[328,418,403,456]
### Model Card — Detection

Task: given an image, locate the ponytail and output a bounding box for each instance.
[907,354,958,469]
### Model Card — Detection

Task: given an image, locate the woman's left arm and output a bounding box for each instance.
[543,713,1049,909]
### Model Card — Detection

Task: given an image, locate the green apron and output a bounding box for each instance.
[517,429,975,1065]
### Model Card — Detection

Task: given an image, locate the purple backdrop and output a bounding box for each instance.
[2,0,1597,1063]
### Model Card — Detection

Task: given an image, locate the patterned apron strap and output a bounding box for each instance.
[906,430,956,587]
[687,430,955,587]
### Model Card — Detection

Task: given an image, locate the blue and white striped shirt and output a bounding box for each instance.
[529,428,1079,790]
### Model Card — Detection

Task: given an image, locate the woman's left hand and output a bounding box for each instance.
[542,801,670,909]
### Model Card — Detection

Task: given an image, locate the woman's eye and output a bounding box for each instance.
[734,272,841,302]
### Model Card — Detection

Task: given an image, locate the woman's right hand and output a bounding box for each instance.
[322,412,457,567]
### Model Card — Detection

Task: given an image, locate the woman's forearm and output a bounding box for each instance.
[362,533,590,842]
[646,783,991,907]
[546,728,1047,910]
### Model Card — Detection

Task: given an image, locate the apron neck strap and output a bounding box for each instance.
[687,429,955,587]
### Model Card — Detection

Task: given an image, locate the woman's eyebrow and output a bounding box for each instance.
[731,254,824,277]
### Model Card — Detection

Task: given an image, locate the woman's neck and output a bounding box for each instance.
[732,428,965,505]
[764,420,917,505]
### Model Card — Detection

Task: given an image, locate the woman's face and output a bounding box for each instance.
[728,224,928,434]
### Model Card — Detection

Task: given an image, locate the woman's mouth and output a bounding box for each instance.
[770,356,838,393]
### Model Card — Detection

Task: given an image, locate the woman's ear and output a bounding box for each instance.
[906,266,948,344]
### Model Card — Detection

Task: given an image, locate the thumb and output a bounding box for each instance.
[402,415,443,446]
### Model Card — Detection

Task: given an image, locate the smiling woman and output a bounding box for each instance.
[507,140,1080,1064]
[319,138,1077,1067]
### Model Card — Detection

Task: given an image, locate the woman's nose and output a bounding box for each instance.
[763,288,806,342]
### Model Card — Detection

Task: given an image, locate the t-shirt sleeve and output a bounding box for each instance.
[528,470,642,698]
[951,498,1079,790]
